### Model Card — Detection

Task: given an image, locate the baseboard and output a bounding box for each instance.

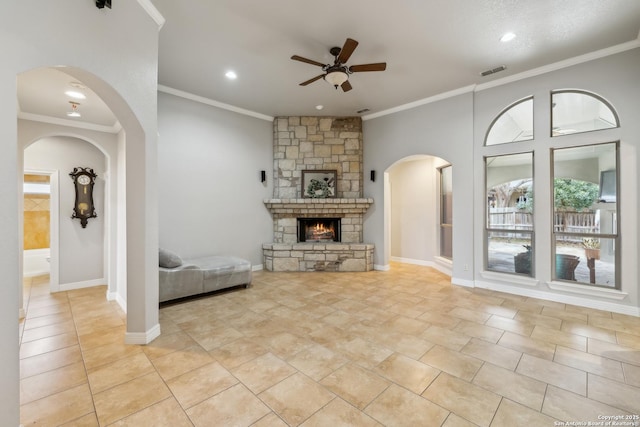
[252,264,263,272]
[475,279,640,317]
[390,256,453,276]
[106,290,127,313]
[451,277,475,288]
[59,278,106,292]
[125,323,161,345]
[23,270,50,278]
[374,264,390,271]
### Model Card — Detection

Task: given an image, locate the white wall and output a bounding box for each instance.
[157,92,273,266]
[1,2,161,423]
[24,136,106,286]
[363,92,475,284]
[388,157,438,262]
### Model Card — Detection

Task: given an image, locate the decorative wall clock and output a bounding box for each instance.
[69,167,97,228]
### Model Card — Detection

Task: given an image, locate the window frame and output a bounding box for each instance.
[484,96,534,146]
[438,164,453,260]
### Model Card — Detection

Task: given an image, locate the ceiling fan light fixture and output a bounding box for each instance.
[324,70,348,89]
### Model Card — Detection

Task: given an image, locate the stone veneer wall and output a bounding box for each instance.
[273,116,363,198]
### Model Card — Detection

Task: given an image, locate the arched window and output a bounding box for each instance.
[485,97,533,146]
[551,90,619,136]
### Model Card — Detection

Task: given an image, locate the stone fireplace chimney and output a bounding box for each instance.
[263,116,374,272]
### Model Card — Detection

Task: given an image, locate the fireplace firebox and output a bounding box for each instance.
[298,218,341,242]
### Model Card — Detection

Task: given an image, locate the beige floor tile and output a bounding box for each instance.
[590,316,640,336]
[617,331,640,350]
[366,384,449,427]
[230,352,296,394]
[320,363,390,409]
[23,311,74,330]
[461,338,522,371]
[82,341,143,371]
[485,315,534,336]
[623,363,640,387]
[186,324,244,351]
[209,337,269,369]
[26,302,72,319]
[588,338,640,366]
[473,363,546,411]
[252,413,289,427]
[382,315,430,335]
[417,311,462,329]
[20,344,83,379]
[301,398,382,427]
[333,336,394,369]
[262,331,315,359]
[93,372,171,425]
[74,313,125,337]
[531,325,587,351]
[287,343,349,381]
[20,361,87,404]
[77,325,126,351]
[516,353,587,395]
[588,373,640,414]
[420,345,482,382]
[491,398,558,426]
[448,306,492,324]
[561,320,617,343]
[542,385,631,422]
[453,320,504,344]
[375,353,440,394]
[421,325,471,351]
[514,311,562,330]
[554,345,625,382]
[59,412,99,426]
[20,383,94,427]
[140,330,198,360]
[109,397,192,426]
[372,331,434,360]
[422,373,501,427]
[21,319,76,343]
[186,383,271,427]
[540,306,588,323]
[497,331,556,360]
[19,331,78,359]
[167,361,238,409]
[259,372,335,425]
[442,413,479,427]
[87,352,155,394]
[151,344,214,381]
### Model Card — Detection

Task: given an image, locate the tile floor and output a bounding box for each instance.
[19,263,640,426]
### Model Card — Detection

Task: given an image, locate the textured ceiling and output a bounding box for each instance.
[16,0,640,128]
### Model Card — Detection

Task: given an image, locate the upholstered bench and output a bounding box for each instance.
[159,249,252,302]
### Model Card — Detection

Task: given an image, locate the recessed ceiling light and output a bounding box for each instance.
[500,32,516,42]
[225,71,237,80]
[65,90,86,100]
[315,105,324,110]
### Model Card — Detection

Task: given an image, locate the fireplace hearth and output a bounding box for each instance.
[298,218,340,242]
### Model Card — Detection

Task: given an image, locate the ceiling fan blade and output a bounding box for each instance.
[337,38,358,64]
[349,62,387,72]
[299,74,324,86]
[341,80,352,92]
[291,55,326,68]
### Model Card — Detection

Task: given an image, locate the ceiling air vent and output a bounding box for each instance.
[481,65,507,77]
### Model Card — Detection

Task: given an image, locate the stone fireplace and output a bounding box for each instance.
[263,116,374,272]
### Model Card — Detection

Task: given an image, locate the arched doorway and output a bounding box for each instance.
[384,154,453,276]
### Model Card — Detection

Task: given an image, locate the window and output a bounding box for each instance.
[439,165,452,259]
[485,153,533,276]
[552,143,618,288]
[485,97,533,146]
[551,90,619,136]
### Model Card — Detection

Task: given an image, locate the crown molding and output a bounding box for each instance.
[363,39,640,121]
[158,85,274,122]
[18,112,122,134]
[137,0,165,30]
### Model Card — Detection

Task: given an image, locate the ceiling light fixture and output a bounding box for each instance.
[225,71,237,80]
[315,105,324,110]
[500,32,516,42]
[65,90,86,100]
[324,68,348,89]
[67,102,81,118]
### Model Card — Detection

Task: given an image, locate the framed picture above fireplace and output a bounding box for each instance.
[302,170,336,198]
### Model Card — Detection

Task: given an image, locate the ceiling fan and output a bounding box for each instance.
[291,38,387,92]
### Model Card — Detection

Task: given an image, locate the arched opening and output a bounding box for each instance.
[384,154,453,275]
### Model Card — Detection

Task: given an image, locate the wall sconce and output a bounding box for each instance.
[370,170,376,182]
[95,0,112,9]
[260,170,266,183]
